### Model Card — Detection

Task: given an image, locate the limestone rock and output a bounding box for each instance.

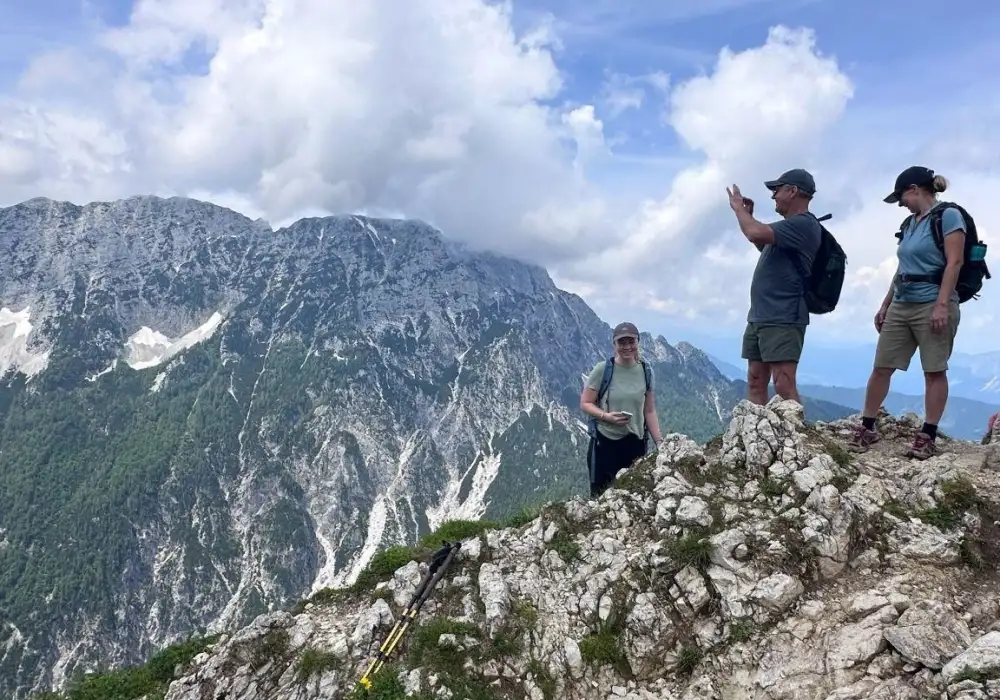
[941,631,1000,684]
[883,599,974,670]
[147,398,1000,700]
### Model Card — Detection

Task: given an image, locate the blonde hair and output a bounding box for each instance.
[932,174,949,193]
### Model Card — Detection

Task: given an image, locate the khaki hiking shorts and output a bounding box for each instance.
[741,322,806,364]
[874,300,960,373]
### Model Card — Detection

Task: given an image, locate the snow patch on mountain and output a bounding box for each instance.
[0,307,50,378]
[125,312,225,370]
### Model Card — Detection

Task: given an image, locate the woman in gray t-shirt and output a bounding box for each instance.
[579,321,662,497]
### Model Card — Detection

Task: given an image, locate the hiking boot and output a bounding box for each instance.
[846,424,880,452]
[906,432,936,460]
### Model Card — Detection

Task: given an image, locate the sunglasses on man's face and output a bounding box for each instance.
[616,337,637,346]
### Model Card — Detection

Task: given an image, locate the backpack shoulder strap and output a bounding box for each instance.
[928,201,950,251]
[596,356,615,404]
[894,213,916,243]
[928,201,976,251]
[640,359,652,393]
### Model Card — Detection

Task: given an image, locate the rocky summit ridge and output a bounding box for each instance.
[57,399,1000,700]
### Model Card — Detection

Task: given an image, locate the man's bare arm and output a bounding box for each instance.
[734,205,776,246]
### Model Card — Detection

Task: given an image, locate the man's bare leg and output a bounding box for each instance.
[771,361,800,403]
[747,361,771,405]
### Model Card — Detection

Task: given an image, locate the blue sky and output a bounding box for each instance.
[509,0,1000,193]
[1,0,998,357]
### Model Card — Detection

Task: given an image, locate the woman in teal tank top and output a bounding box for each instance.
[847,166,970,460]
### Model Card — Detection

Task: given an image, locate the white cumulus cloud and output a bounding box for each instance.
[0,0,613,262]
[556,26,854,319]
[0,1,997,350]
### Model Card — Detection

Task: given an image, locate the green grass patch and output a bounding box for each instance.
[510,598,539,628]
[668,534,713,569]
[704,433,725,453]
[883,500,909,519]
[503,506,541,529]
[418,519,496,549]
[548,529,582,562]
[579,626,630,676]
[673,455,728,487]
[818,437,853,469]
[917,475,980,531]
[728,620,755,642]
[348,664,435,700]
[401,618,502,700]
[526,660,557,700]
[579,593,631,677]
[829,474,852,493]
[758,476,785,499]
[406,618,482,677]
[675,643,702,675]
[952,665,1000,683]
[617,465,655,493]
[248,628,291,671]
[295,646,340,684]
[352,546,425,592]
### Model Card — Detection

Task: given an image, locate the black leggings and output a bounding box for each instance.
[587,431,647,497]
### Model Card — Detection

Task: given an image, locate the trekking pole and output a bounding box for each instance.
[356,540,462,690]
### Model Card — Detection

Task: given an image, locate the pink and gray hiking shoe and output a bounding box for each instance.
[846,423,880,452]
[906,432,937,460]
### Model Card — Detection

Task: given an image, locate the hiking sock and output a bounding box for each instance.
[861,416,876,431]
[921,423,938,439]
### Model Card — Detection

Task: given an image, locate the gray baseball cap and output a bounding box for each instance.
[612,321,639,340]
[764,168,816,196]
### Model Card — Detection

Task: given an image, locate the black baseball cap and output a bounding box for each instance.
[764,168,816,196]
[612,322,639,341]
[883,166,935,203]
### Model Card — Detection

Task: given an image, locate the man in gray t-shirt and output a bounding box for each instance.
[726,169,823,406]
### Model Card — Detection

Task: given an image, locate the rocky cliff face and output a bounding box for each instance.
[0,195,846,700]
[83,400,1000,700]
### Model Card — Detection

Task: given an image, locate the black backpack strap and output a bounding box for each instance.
[928,201,952,252]
[784,212,825,287]
[895,202,968,286]
[596,356,615,405]
[894,213,915,243]
[928,201,976,251]
[586,357,616,438]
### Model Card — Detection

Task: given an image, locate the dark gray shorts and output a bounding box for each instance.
[741,322,806,364]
